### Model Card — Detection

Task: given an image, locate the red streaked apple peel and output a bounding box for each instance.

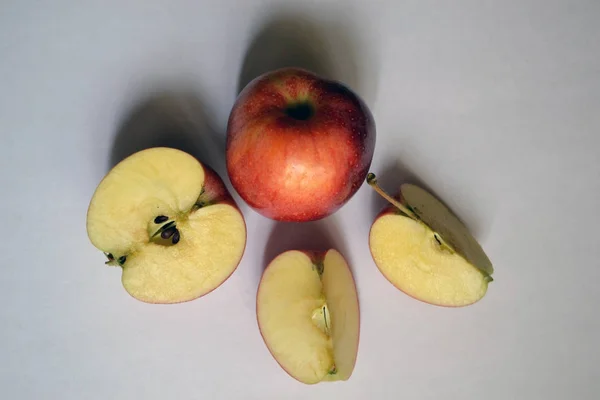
[257,249,360,384]
[367,173,493,307]
[86,147,246,304]
[226,67,375,222]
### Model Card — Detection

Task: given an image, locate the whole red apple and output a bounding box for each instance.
[226,68,376,222]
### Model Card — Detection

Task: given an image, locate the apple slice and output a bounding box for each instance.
[367,173,493,307]
[256,249,360,384]
[86,147,246,303]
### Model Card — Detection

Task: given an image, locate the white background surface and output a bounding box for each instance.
[2,1,599,399]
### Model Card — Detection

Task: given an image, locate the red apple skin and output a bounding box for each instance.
[256,249,361,384]
[227,68,376,222]
[369,202,480,308]
[200,164,240,208]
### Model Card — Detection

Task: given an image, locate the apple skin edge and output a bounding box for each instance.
[122,161,247,305]
[199,163,242,208]
[368,203,485,308]
[226,67,376,222]
[256,249,361,384]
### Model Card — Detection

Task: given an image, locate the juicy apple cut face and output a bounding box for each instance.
[257,250,360,384]
[227,68,375,222]
[368,175,493,307]
[370,215,489,306]
[86,148,246,304]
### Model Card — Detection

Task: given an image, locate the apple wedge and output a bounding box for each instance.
[367,173,493,307]
[86,147,246,304]
[257,249,360,384]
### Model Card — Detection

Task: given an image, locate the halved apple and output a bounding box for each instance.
[86,147,246,304]
[367,173,493,307]
[256,249,360,384]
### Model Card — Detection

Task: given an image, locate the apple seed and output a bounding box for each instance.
[151,221,175,239]
[150,220,182,246]
[366,172,419,221]
[161,226,177,239]
[154,215,168,224]
[171,230,180,244]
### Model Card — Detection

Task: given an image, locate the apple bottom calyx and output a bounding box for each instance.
[104,252,126,267]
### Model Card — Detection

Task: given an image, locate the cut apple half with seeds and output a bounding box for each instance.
[257,249,360,384]
[86,147,246,304]
[367,173,493,307]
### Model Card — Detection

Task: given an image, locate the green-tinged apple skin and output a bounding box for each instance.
[257,249,360,384]
[369,202,489,308]
[86,148,247,304]
[227,67,375,222]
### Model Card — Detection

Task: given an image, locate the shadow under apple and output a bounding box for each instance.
[261,217,353,284]
[368,159,491,242]
[236,11,379,106]
[109,92,227,178]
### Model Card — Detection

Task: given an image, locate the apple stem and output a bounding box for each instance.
[366,173,419,221]
[367,173,458,254]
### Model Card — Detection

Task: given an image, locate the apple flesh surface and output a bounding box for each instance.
[86,147,246,304]
[257,249,360,384]
[369,180,493,307]
[226,67,375,222]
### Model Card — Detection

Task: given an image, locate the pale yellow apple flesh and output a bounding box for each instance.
[400,184,493,276]
[86,147,246,303]
[368,174,493,307]
[370,214,489,306]
[256,250,359,384]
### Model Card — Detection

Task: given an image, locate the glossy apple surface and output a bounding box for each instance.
[227,68,375,222]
